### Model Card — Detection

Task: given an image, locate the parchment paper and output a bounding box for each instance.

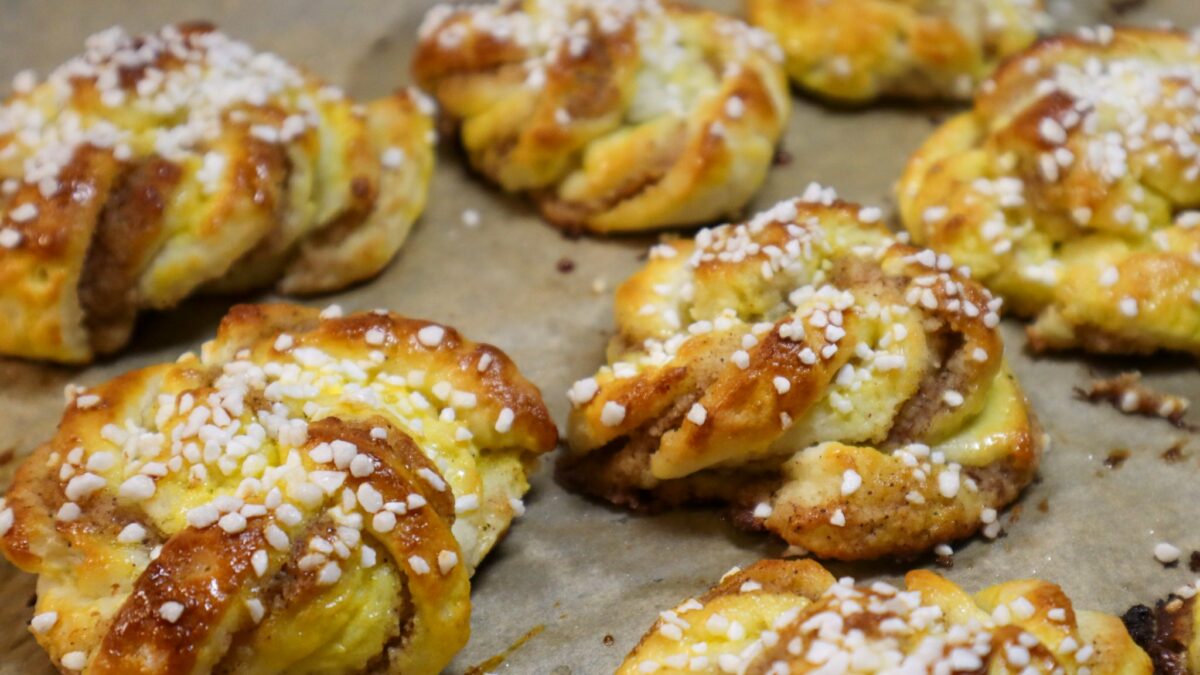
[1,1,1198,672]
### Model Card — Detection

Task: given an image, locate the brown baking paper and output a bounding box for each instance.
[1,0,1198,672]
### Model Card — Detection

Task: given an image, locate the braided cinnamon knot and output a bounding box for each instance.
[0,303,556,674]
[559,188,1041,561]
[746,0,1048,103]
[621,559,1152,674]
[0,23,435,363]
[899,28,1200,357]
[413,0,789,234]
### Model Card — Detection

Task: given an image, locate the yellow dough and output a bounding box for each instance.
[413,0,789,233]
[620,559,1153,674]
[899,28,1200,356]
[560,188,1042,561]
[747,0,1048,102]
[0,303,557,674]
[0,23,435,363]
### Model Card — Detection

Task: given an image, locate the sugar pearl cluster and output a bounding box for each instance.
[636,568,1095,674]
[926,28,1200,309]
[420,0,780,124]
[0,24,339,216]
[571,186,997,435]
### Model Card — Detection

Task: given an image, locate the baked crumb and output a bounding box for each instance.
[1124,586,1198,675]
[1161,440,1187,463]
[1104,448,1130,469]
[1076,372,1190,426]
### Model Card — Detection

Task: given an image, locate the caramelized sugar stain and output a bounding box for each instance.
[465,624,545,675]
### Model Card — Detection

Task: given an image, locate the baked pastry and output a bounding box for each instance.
[620,559,1153,674]
[559,188,1041,561]
[0,23,435,364]
[898,28,1200,357]
[1123,580,1200,675]
[746,0,1048,102]
[412,0,789,234]
[0,303,556,674]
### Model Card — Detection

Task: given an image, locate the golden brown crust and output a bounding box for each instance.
[747,0,1047,102]
[898,27,1200,357]
[620,559,1152,674]
[0,24,435,364]
[0,303,556,674]
[413,0,789,233]
[93,522,269,674]
[560,191,1042,561]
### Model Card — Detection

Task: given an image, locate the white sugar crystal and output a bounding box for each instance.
[159,601,185,623]
[600,401,626,426]
[117,523,146,543]
[417,325,445,347]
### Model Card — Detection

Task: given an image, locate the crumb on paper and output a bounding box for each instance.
[591,277,607,294]
[1075,371,1190,426]
[1104,449,1130,469]
[1161,440,1187,463]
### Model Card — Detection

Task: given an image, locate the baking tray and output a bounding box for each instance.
[1,1,1198,672]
